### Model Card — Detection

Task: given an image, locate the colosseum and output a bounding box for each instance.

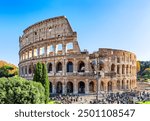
[18,16,137,95]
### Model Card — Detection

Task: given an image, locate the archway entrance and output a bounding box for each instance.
[78,81,85,93]
[100,81,104,91]
[67,82,73,93]
[56,82,62,93]
[108,81,112,92]
[89,81,94,92]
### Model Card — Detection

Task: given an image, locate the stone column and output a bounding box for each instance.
[37,47,40,57]
[73,58,77,73]
[54,44,56,56]
[85,57,89,73]
[63,58,66,76]
[44,45,47,57]
[73,79,78,94]
[62,84,66,94]
[32,48,34,58]
[53,85,56,94]
[62,44,66,55]
[97,77,101,94]
[85,79,89,94]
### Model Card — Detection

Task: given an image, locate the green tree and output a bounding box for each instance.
[33,62,43,83]
[42,63,49,104]
[0,65,15,78]
[0,76,45,104]
[33,62,50,103]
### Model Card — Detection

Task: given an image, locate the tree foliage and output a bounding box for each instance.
[0,60,18,76]
[136,61,140,73]
[0,76,45,104]
[33,62,49,103]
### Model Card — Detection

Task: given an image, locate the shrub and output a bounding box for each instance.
[0,76,45,104]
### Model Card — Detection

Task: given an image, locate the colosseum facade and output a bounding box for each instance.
[18,16,137,95]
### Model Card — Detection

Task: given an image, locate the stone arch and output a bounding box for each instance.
[99,61,104,71]
[56,62,62,72]
[78,81,85,93]
[67,61,73,72]
[89,81,94,92]
[100,81,104,91]
[50,82,52,93]
[28,65,32,74]
[108,81,113,92]
[78,61,85,72]
[117,65,120,74]
[47,63,52,73]
[25,66,27,75]
[67,81,73,93]
[56,81,62,93]
[66,42,73,51]
[122,80,125,89]
[111,64,115,72]
[126,65,129,74]
[126,80,130,89]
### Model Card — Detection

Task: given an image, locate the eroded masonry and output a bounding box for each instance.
[19,16,137,94]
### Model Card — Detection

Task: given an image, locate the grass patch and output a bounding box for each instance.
[48,100,61,104]
[137,101,150,104]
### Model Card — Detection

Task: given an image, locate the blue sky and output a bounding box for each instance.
[0,0,150,66]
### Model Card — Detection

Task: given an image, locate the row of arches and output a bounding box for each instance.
[50,81,95,94]
[21,61,86,75]
[20,42,74,61]
[47,61,85,73]
[49,80,136,94]
[110,64,136,75]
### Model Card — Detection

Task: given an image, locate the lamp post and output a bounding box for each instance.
[90,53,103,103]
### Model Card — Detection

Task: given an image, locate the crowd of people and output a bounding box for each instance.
[50,90,150,104]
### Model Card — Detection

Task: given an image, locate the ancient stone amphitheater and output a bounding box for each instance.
[19,16,137,95]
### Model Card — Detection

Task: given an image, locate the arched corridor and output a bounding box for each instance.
[89,81,94,92]
[67,61,73,72]
[67,81,73,93]
[78,81,85,93]
[78,61,85,72]
[56,82,62,93]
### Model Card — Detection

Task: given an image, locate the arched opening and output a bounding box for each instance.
[50,82,52,93]
[66,43,73,50]
[122,80,125,89]
[78,81,85,93]
[126,65,129,74]
[100,81,104,91]
[108,81,113,92]
[56,82,62,93]
[89,81,94,92]
[25,66,27,75]
[56,62,62,72]
[47,63,52,73]
[78,61,85,72]
[126,80,129,89]
[28,65,32,74]
[67,61,73,72]
[99,61,104,70]
[111,64,115,72]
[67,82,73,93]
[117,65,120,74]
[117,80,120,90]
